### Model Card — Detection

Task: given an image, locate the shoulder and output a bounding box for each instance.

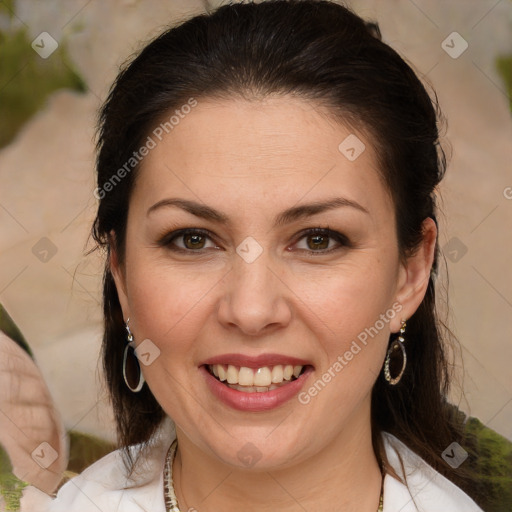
[21,419,176,512]
[382,432,484,512]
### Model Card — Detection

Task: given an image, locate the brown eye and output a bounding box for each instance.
[183,233,206,249]
[294,228,350,254]
[306,233,330,250]
[157,228,218,252]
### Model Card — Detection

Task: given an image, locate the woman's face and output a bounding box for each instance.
[112,96,435,470]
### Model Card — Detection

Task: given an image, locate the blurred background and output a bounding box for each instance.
[0,0,511,496]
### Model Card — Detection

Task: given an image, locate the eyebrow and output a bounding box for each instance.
[147,196,369,227]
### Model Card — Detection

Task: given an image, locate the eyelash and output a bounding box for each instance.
[157,227,350,255]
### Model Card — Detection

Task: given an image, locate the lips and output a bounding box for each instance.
[200,353,313,411]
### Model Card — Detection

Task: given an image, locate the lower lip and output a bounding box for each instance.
[201,365,313,412]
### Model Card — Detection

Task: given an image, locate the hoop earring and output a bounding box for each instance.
[123,318,145,392]
[384,320,407,385]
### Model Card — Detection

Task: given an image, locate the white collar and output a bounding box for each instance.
[381,432,483,511]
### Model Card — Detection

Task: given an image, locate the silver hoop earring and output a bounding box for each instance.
[123,318,145,392]
[384,320,407,385]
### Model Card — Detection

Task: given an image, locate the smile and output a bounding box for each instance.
[201,355,314,411]
[207,364,306,393]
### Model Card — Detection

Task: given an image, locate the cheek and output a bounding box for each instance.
[293,256,398,337]
[123,259,214,414]
[124,255,217,353]
[298,271,394,423]
[291,256,398,398]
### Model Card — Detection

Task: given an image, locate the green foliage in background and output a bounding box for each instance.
[0,0,15,18]
[0,448,28,511]
[463,416,512,512]
[66,431,116,474]
[496,55,512,111]
[0,25,85,148]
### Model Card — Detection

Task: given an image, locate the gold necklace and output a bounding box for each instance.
[164,440,384,511]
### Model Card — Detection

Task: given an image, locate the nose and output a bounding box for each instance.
[217,248,292,337]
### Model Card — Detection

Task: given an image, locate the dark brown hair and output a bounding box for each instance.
[92,0,473,500]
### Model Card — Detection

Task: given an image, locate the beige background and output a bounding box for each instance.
[0,0,511,442]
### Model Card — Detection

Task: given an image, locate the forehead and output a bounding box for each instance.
[133,96,392,218]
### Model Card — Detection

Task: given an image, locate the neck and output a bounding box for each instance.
[172,420,383,512]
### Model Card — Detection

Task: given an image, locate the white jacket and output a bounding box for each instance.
[21,420,484,512]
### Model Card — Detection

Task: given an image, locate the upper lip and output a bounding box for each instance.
[200,353,312,369]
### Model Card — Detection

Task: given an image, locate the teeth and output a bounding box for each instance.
[227,365,238,384]
[254,367,272,387]
[208,363,304,388]
[228,384,280,393]
[217,365,227,381]
[271,365,283,383]
[239,367,254,386]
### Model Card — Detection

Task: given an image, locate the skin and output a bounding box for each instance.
[111,96,436,512]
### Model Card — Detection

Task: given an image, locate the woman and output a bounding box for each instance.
[29,1,484,510]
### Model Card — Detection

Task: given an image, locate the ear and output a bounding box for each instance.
[391,217,437,332]
[109,231,130,321]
